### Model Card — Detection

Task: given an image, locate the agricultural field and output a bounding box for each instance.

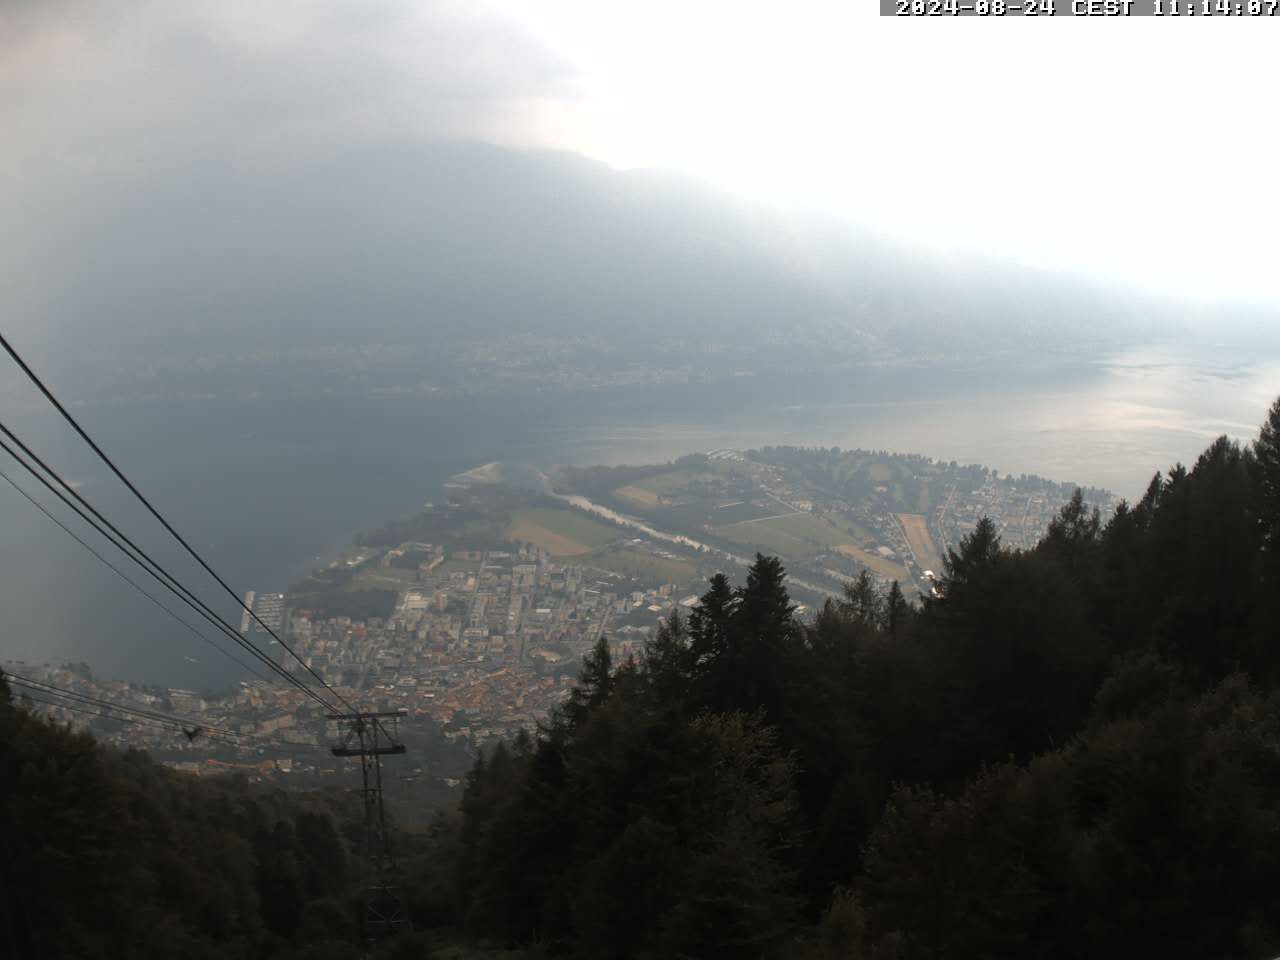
[612,465,779,530]
[712,511,856,558]
[841,518,877,544]
[507,508,623,556]
[707,500,778,525]
[611,469,734,509]
[897,514,944,574]
[832,544,911,583]
[616,470,697,496]
[591,547,699,586]
[614,484,662,507]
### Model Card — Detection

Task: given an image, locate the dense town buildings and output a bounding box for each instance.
[6,448,1110,802]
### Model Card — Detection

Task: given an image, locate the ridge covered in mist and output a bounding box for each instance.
[3,140,1213,401]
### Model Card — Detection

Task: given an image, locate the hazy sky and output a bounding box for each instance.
[2,0,1277,300]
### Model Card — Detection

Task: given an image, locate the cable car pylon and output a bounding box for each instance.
[330,709,411,946]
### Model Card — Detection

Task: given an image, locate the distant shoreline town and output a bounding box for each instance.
[5,445,1113,807]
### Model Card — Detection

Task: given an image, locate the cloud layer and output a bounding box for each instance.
[1,0,577,183]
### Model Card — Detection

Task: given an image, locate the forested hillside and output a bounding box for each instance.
[411,394,1280,959]
[6,395,1280,959]
[0,678,379,959]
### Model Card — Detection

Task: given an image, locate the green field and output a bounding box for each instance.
[347,567,422,591]
[841,518,876,543]
[709,500,777,524]
[614,484,663,507]
[833,544,911,582]
[592,548,699,586]
[434,556,483,575]
[713,511,855,558]
[620,470,724,497]
[508,508,622,556]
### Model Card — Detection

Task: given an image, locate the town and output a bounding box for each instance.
[4,446,1113,813]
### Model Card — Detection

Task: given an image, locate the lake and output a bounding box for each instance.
[2,343,1276,688]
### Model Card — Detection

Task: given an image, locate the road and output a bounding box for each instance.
[936,484,957,556]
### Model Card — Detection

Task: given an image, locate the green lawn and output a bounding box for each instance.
[592,548,699,586]
[628,470,716,495]
[434,556,483,575]
[710,501,777,524]
[713,512,852,558]
[347,567,421,591]
[508,508,622,556]
[830,514,876,544]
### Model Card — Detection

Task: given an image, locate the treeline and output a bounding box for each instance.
[756,444,1111,510]
[407,396,1280,958]
[0,681,376,960]
[355,490,523,551]
[302,588,399,623]
[285,562,398,624]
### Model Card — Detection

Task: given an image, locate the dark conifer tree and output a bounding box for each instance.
[643,610,692,707]
[884,580,908,635]
[1254,395,1280,553]
[565,635,614,730]
[736,553,796,641]
[938,515,1002,598]
[688,573,736,675]
[717,554,798,721]
[1252,398,1280,660]
[1046,488,1102,548]
[841,570,882,628]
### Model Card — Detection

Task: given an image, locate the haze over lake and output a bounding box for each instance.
[2,343,1274,689]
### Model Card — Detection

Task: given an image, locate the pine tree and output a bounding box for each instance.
[939,516,1002,597]
[1134,471,1165,524]
[724,554,798,720]
[737,554,796,640]
[643,610,692,706]
[566,636,614,730]
[689,573,736,673]
[1253,395,1280,574]
[885,580,908,635]
[1046,488,1101,547]
[841,570,882,628]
